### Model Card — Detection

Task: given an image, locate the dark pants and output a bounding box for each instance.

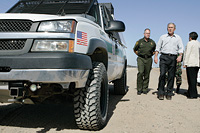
[137,57,152,92]
[158,54,177,96]
[186,67,199,98]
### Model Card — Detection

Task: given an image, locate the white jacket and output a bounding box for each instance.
[183,40,200,67]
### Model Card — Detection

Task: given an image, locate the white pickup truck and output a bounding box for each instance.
[0,0,127,130]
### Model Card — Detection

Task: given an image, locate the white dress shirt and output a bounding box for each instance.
[156,34,184,55]
[183,40,200,67]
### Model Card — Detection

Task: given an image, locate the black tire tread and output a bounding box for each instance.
[114,68,127,95]
[73,62,108,130]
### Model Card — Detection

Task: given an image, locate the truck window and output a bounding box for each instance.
[88,4,101,26]
[101,6,109,31]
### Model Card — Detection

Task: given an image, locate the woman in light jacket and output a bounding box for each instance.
[183,32,200,99]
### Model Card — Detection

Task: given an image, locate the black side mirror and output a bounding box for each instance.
[105,20,125,32]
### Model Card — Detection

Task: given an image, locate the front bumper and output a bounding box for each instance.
[0,68,89,103]
[0,53,92,88]
[0,69,89,88]
[0,53,92,69]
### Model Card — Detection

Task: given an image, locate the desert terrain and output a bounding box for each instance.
[0,68,200,133]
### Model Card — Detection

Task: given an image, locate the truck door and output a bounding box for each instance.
[100,5,118,81]
[101,5,126,80]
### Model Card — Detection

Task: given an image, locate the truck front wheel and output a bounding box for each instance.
[114,67,128,95]
[73,62,109,130]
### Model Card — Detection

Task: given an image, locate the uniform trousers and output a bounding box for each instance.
[186,67,199,98]
[158,54,177,96]
[137,56,152,92]
[175,62,182,86]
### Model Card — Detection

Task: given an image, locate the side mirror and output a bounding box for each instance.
[105,20,125,32]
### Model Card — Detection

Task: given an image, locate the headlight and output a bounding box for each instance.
[31,40,74,52]
[38,20,76,33]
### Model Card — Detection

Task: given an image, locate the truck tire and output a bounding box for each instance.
[73,62,109,130]
[114,68,127,95]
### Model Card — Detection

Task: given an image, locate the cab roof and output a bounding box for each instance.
[7,0,98,15]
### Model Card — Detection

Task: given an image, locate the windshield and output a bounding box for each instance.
[7,0,96,15]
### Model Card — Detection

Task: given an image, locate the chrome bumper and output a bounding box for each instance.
[0,69,89,88]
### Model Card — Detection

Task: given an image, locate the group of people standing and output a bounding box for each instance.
[133,23,200,100]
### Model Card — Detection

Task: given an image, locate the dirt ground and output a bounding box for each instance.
[0,68,200,133]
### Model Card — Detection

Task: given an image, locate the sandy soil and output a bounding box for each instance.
[0,68,200,133]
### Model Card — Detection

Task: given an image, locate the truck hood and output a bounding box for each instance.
[0,13,95,22]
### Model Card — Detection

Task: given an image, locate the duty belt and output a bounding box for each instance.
[138,55,152,59]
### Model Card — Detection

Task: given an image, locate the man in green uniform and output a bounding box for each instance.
[175,61,182,93]
[133,28,156,95]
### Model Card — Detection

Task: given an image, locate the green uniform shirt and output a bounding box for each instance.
[133,38,156,57]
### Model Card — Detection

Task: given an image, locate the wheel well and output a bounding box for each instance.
[89,48,108,70]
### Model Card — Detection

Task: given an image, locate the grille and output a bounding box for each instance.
[0,40,26,50]
[0,20,33,32]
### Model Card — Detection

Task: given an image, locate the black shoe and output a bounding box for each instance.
[158,95,164,100]
[166,95,172,100]
[176,89,180,94]
[187,97,197,99]
[137,91,142,95]
[143,91,148,94]
[176,85,180,93]
[187,94,198,99]
[184,92,197,99]
[183,92,189,97]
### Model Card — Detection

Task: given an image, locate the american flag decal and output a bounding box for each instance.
[77,31,88,46]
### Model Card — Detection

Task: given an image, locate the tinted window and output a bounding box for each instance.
[88,4,101,26]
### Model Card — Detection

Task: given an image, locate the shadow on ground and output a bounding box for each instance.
[152,87,200,98]
[107,85,130,122]
[0,85,129,132]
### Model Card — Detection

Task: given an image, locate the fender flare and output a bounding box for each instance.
[87,38,108,55]
[87,38,108,69]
